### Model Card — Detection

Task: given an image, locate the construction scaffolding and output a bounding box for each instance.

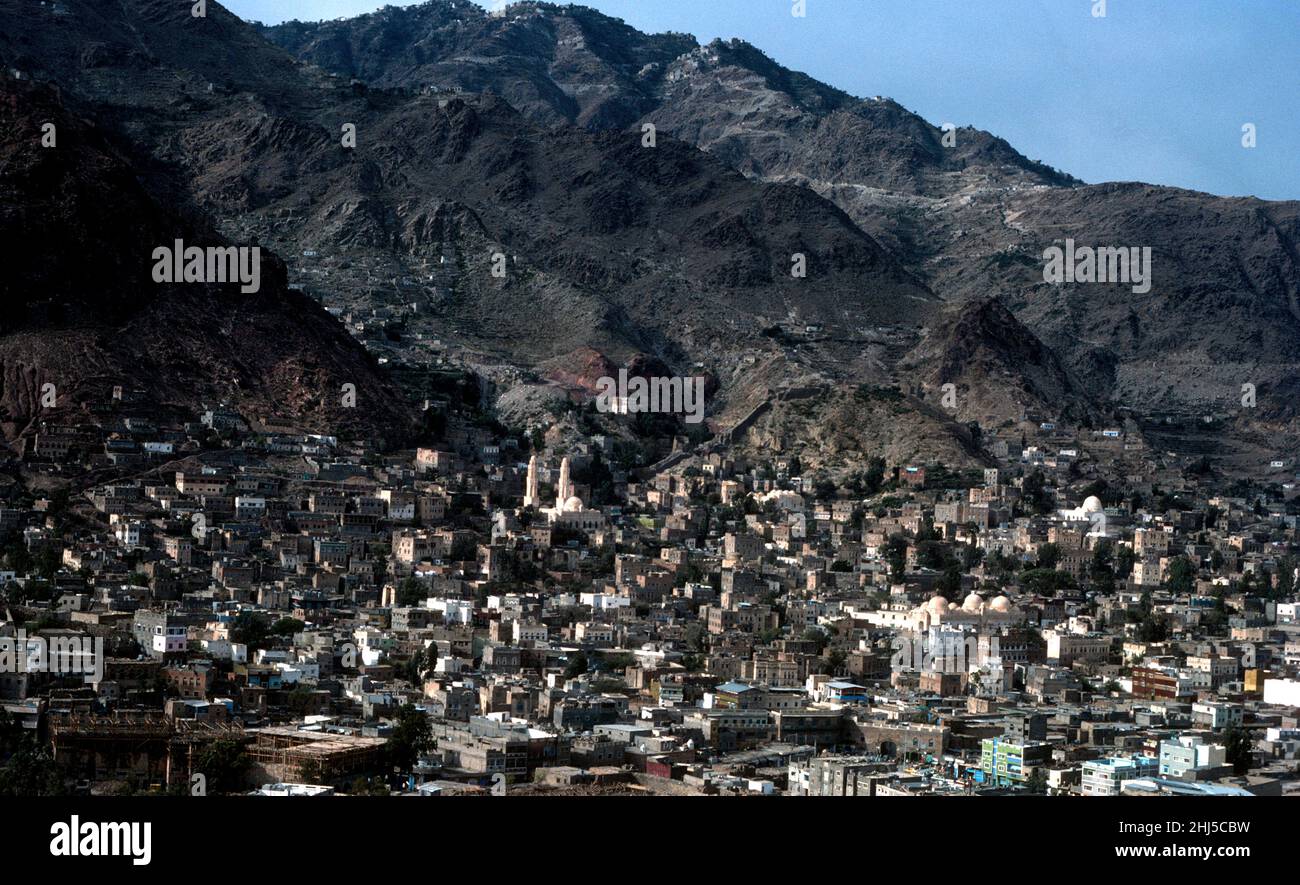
[246,726,387,785]
[49,712,248,788]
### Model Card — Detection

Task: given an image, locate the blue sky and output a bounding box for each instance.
[225,0,1300,200]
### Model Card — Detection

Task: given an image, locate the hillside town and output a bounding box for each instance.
[2,380,1299,799]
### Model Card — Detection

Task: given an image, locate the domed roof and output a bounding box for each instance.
[925,596,949,616]
[1082,495,1103,513]
[989,595,1012,612]
[562,495,585,512]
[962,592,984,613]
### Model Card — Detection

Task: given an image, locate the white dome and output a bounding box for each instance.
[989,595,1012,613]
[925,596,948,617]
[562,495,585,512]
[1082,496,1103,513]
[962,592,983,613]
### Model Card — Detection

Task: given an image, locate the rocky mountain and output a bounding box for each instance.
[263,2,1074,197]
[900,298,1095,429]
[264,1,1300,448]
[0,72,414,446]
[6,0,1295,472]
[2,0,974,464]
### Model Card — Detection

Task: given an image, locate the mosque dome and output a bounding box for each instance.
[925,596,949,617]
[989,595,1012,613]
[962,592,984,613]
[563,495,585,512]
[1082,496,1103,513]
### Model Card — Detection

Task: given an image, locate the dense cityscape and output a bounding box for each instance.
[3,378,1298,799]
[0,0,1295,869]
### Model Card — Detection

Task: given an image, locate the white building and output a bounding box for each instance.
[527,456,607,532]
[581,593,632,612]
[114,520,145,548]
[513,621,548,644]
[1159,735,1226,779]
[234,496,266,519]
[150,624,187,657]
[1264,678,1300,707]
[1081,756,1157,796]
[1191,701,1242,730]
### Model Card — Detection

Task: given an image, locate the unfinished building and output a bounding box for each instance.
[49,711,249,789]
[246,727,387,786]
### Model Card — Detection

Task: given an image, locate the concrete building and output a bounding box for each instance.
[1081,755,1159,796]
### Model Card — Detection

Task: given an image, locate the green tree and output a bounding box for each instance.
[270,617,305,637]
[0,743,66,796]
[285,686,322,717]
[1239,570,1256,596]
[564,651,589,680]
[1024,768,1048,794]
[194,739,251,794]
[862,457,886,495]
[3,542,32,577]
[449,535,479,562]
[231,612,270,652]
[403,648,429,685]
[1018,568,1077,597]
[1164,556,1196,596]
[396,577,427,607]
[819,647,846,676]
[385,705,433,773]
[35,547,61,579]
[937,563,963,600]
[574,451,616,506]
[1022,470,1052,514]
[1089,539,1116,592]
[1275,556,1295,600]
[1135,603,1169,643]
[800,628,828,654]
[1114,545,1136,580]
[1222,725,1253,775]
[885,534,908,583]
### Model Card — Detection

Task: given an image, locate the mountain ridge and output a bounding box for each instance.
[4,0,1296,472]
[261,0,1300,444]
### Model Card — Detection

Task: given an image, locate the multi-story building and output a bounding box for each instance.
[132,611,190,660]
[1191,701,1243,730]
[682,709,772,752]
[1046,632,1114,667]
[1158,735,1228,780]
[175,472,230,497]
[1131,666,1195,700]
[979,738,1052,787]
[1081,755,1158,796]
[797,754,890,796]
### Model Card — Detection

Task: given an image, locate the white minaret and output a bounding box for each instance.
[523,455,540,508]
[555,456,572,509]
